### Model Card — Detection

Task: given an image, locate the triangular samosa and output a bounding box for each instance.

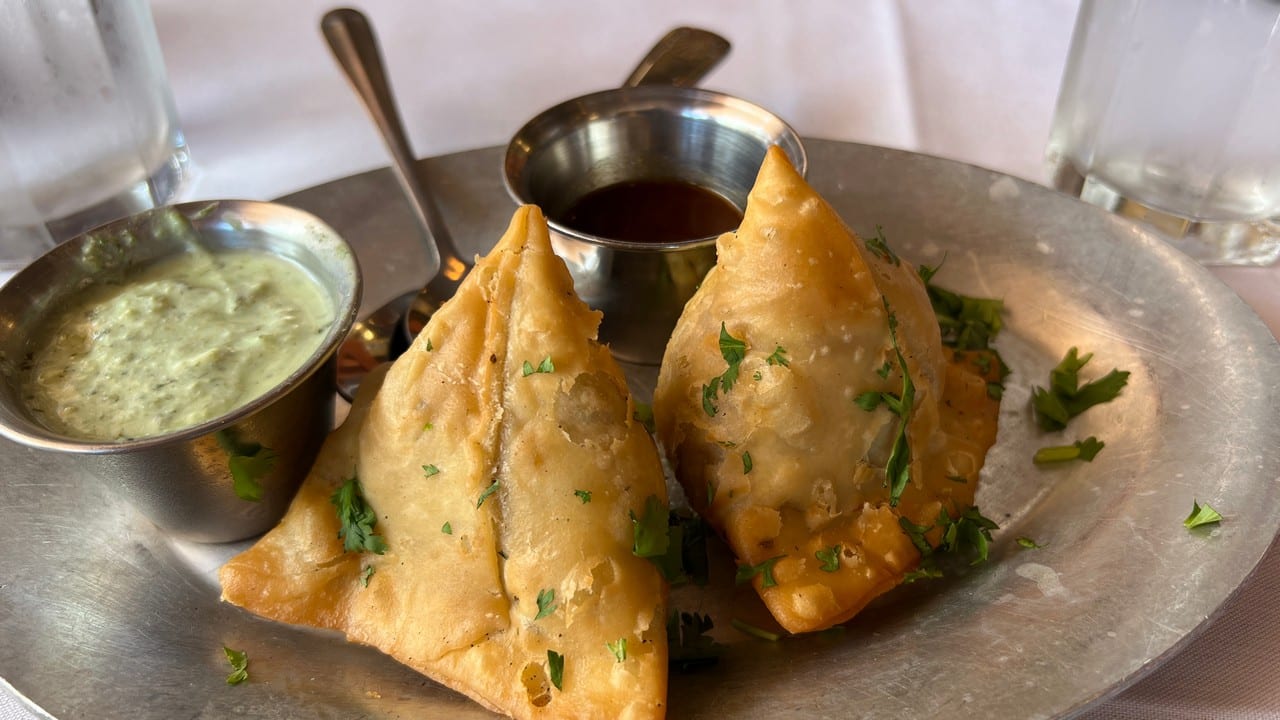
[654,147,1000,634]
[221,206,669,719]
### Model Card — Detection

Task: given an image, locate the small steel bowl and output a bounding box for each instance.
[504,85,806,365]
[0,201,361,542]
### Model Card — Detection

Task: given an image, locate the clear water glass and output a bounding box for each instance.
[1046,0,1280,266]
[0,0,189,272]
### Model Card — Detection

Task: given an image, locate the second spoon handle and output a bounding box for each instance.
[321,7,464,284]
[623,26,731,88]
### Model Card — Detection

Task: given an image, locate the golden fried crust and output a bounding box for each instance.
[654,147,1000,633]
[221,206,668,720]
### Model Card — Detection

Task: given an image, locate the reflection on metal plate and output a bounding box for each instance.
[2,140,1279,719]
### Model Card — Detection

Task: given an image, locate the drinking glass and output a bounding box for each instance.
[1046,0,1280,266]
[0,0,189,272]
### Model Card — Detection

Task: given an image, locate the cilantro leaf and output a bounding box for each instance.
[876,361,893,379]
[547,650,564,690]
[918,261,1005,351]
[1016,537,1045,549]
[1184,500,1223,529]
[521,355,554,377]
[631,495,670,559]
[361,565,375,587]
[865,225,900,265]
[855,391,884,412]
[717,323,747,391]
[735,555,785,588]
[422,463,440,477]
[898,505,1001,578]
[535,588,557,620]
[1032,347,1130,431]
[330,476,387,555]
[441,521,452,535]
[476,479,499,508]
[574,489,592,504]
[742,451,753,474]
[606,638,627,663]
[731,618,781,642]
[702,324,748,415]
[701,378,721,416]
[1033,436,1106,464]
[632,402,656,433]
[766,345,790,367]
[216,430,275,503]
[223,646,249,685]
[882,302,916,507]
[815,545,841,572]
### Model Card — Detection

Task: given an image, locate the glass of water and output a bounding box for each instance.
[1046,0,1280,266]
[0,0,189,272]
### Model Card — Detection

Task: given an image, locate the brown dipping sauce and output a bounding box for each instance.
[557,179,744,244]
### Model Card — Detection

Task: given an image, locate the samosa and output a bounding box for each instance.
[653,147,1000,634]
[221,206,669,719]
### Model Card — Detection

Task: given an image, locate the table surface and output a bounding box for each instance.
[3,1,1278,718]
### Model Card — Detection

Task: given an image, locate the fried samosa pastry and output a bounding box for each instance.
[221,206,669,719]
[653,147,1000,634]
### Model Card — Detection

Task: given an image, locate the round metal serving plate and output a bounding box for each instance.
[2,139,1279,719]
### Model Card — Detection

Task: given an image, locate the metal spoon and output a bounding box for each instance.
[321,7,467,399]
[323,11,731,399]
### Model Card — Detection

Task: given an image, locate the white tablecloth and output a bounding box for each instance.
[4,1,1278,718]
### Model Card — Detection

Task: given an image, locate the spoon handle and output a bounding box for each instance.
[623,26,731,88]
[321,7,463,284]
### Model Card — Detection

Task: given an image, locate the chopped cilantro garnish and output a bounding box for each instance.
[330,476,387,555]
[441,521,452,535]
[855,391,883,412]
[742,451,753,474]
[902,566,944,584]
[865,225,900,265]
[1032,348,1129,431]
[361,565,375,587]
[422,463,440,477]
[1184,501,1223,529]
[766,345,790,367]
[702,323,748,416]
[898,505,1000,579]
[882,302,916,507]
[919,260,1005,351]
[606,638,627,663]
[631,495,670,559]
[735,555,785,589]
[1016,537,1045,549]
[223,646,249,685]
[815,545,841,572]
[535,588,557,620]
[422,421,434,431]
[522,355,554,376]
[574,489,592,504]
[216,430,276,503]
[547,650,564,690]
[632,402,656,433]
[1033,436,1105,464]
[476,479,499,508]
[731,618,781,642]
[425,338,434,352]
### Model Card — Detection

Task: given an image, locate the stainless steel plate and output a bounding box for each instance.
[3,140,1279,719]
